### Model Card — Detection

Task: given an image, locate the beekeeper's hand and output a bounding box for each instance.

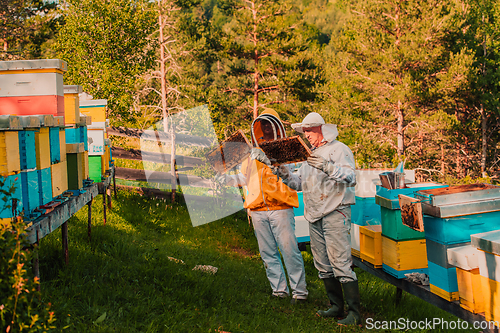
[250,148,271,166]
[307,154,335,175]
[272,165,290,180]
[214,172,228,185]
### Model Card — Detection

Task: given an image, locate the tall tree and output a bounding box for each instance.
[451,0,500,178]
[215,0,319,124]
[54,0,157,124]
[0,0,59,60]
[336,0,460,162]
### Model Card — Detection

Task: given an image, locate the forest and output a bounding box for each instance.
[2,0,500,182]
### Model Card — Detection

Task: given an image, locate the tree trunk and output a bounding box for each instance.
[158,2,177,201]
[170,121,177,201]
[251,0,259,120]
[480,104,487,177]
[396,100,404,157]
[441,144,445,175]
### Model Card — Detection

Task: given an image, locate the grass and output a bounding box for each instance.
[37,190,480,333]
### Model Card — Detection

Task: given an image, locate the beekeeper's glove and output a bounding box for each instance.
[214,172,228,185]
[272,165,290,180]
[307,154,335,175]
[250,148,271,166]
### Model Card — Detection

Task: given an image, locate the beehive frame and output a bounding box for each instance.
[206,129,252,173]
[259,136,311,166]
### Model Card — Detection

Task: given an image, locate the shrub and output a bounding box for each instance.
[0,200,57,332]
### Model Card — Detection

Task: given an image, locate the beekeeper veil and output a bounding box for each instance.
[291,112,338,142]
[251,108,286,147]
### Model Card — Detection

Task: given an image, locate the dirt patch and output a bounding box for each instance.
[230,246,255,258]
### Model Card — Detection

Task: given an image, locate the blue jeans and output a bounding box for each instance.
[251,209,308,299]
[309,206,357,283]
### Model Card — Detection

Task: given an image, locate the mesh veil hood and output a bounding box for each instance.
[251,109,286,147]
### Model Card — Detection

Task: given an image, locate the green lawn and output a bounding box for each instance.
[37,190,478,332]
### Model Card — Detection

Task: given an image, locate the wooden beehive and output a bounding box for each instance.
[206,130,252,173]
[259,136,311,166]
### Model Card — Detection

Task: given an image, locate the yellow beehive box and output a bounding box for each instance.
[63,85,82,125]
[82,151,89,179]
[479,275,500,323]
[59,129,66,162]
[430,284,459,302]
[360,225,383,268]
[0,131,20,175]
[35,127,51,170]
[456,268,485,313]
[79,99,107,123]
[382,236,428,271]
[101,145,110,173]
[51,161,68,197]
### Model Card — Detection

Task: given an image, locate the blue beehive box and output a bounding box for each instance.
[428,261,459,294]
[293,191,305,217]
[81,126,88,151]
[20,170,40,215]
[18,130,36,170]
[376,183,448,241]
[423,211,500,245]
[37,168,52,205]
[0,174,23,218]
[49,127,60,164]
[65,126,88,151]
[351,196,381,226]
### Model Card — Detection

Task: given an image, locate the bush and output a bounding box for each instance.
[0,217,57,332]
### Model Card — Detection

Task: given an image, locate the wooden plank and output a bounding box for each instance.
[25,183,98,244]
[108,127,213,148]
[352,257,499,332]
[114,167,212,188]
[115,184,223,205]
[111,146,203,167]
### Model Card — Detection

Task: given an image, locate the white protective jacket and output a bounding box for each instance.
[284,139,356,222]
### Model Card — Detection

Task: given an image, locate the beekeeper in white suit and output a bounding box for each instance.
[259,112,360,326]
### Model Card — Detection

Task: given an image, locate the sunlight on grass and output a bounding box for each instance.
[35,190,480,333]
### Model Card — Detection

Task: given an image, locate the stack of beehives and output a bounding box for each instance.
[374,182,448,278]
[0,59,72,223]
[446,230,500,327]
[415,184,500,302]
[78,99,112,183]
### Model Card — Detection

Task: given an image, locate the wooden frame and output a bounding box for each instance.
[259,136,311,165]
[205,130,252,173]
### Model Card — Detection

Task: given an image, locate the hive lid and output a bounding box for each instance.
[416,183,500,218]
[79,99,108,107]
[19,116,40,128]
[64,85,83,94]
[0,59,68,72]
[447,244,481,270]
[471,230,500,256]
[0,115,22,130]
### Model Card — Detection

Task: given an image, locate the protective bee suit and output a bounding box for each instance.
[223,109,308,302]
[275,112,361,325]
